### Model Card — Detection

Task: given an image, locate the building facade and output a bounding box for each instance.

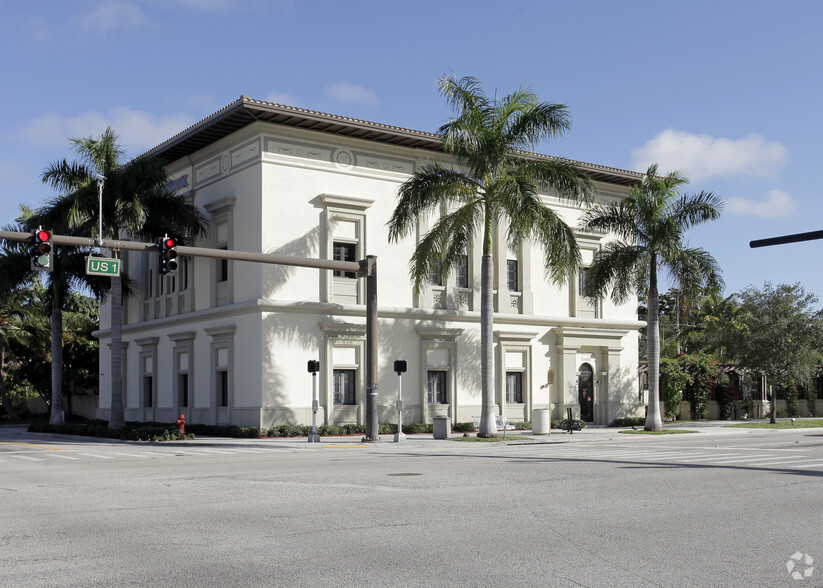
[96,96,645,428]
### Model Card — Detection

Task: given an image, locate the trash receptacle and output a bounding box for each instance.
[532,408,550,435]
[433,415,451,439]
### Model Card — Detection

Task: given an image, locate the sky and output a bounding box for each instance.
[2,0,822,302]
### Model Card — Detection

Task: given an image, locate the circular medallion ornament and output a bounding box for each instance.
[335,149,353,168]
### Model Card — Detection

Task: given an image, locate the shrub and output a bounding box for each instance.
[403,423,433,434]
[28,422,192,442]
[452,422,476,433]
[609,417,646,427]
[807,390,817,417]
[785,385,799,417]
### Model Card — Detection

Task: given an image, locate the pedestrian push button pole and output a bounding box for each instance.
[307,360,321,443]
[393,360,407,443]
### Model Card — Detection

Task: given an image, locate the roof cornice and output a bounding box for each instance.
[140,95,642,186]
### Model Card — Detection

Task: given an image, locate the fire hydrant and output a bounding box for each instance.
[177,413,186,434]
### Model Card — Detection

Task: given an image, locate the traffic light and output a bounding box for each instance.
[30,228,53,272]
[159,236,178,275]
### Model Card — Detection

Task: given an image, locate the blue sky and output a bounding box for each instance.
[2,0,822,301]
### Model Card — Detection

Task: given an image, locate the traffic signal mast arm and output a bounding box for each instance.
[0,230,367,276]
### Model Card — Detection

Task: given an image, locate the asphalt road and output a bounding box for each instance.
[1,425,822,587]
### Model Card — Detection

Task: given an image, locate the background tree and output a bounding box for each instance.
[730,282,823,423]
[581,164,723,431]
[9,202,108,425]
[388,75,593,437]
[38,127,208,428]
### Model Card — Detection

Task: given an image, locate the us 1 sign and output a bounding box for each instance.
[86,257,121,276]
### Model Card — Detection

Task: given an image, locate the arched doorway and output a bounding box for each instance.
[578,363,594,422]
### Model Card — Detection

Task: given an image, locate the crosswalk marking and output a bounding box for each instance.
[11,455,44,461]
[75,452,115,459]
[48,454,81,460]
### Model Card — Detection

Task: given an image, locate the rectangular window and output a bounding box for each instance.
[179,373,189,408]
[456,255,469,289]
[218,246,229,283]
[333,369,356,405]
[578,268,592,298]
[507,259,519,292]
[143,376,153,408]
[429,262,443,287]
[218,369,229,407]
[427,370,448,404]
[506,372,523,403]
[333,242,357,279]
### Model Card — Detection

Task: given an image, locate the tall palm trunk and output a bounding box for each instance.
[645,256,663,431]
[49,287,64,425]
[478,206,497,437]
[108,275,124,429]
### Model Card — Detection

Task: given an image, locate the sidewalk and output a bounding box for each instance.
[8,419,811,450]
[155,419,765,449]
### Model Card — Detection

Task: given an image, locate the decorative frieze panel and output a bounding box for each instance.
[353,150,414,174]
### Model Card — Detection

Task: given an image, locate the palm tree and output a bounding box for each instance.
[580,164,723,430]
[388,75,593,437]
[38,127,208,429]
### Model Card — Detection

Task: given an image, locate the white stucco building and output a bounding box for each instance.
[96,96,645,428]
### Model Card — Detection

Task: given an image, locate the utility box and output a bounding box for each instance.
[433,415,452,439]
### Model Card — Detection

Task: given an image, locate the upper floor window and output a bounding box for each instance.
[507,259,519,292]
[578,267,592,298]
[456,255,469,289]
[333,242,357,279]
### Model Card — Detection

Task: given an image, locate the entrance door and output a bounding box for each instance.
[578,363,594,422]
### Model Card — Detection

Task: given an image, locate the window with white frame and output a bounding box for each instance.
[506,371,523,403]
[333,241,357,279]
[320,194,373,304]
[169,331,195,411]
[506,258,519,292]
[456,255,470,289]
[333,369,356,405]
[495,332,535,410]
[206,325,235,412]
[136,337,159,412]
[427,370,448,404]
[205,197,235,308]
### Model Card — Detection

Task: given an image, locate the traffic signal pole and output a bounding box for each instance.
[0,230,380,439]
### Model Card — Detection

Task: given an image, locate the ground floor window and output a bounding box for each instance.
[506,371,523,403]
[143,375,153,408]
[427,370,447,404]
[333,369,356,405]
[179,373,189,408]
[218,369,229,407]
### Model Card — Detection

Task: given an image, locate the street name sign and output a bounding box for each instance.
[86,257,121,276]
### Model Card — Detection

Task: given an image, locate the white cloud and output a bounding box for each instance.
[726,189,796,218]
[631,129,789,181]
[13,107,193,153]
[265,92,300,107]
[80,2,148,31]
[325,82,379,106]
[172,0,234,10]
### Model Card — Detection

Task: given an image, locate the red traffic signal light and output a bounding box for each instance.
[159,236,179,275]
[30,228,53,272]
